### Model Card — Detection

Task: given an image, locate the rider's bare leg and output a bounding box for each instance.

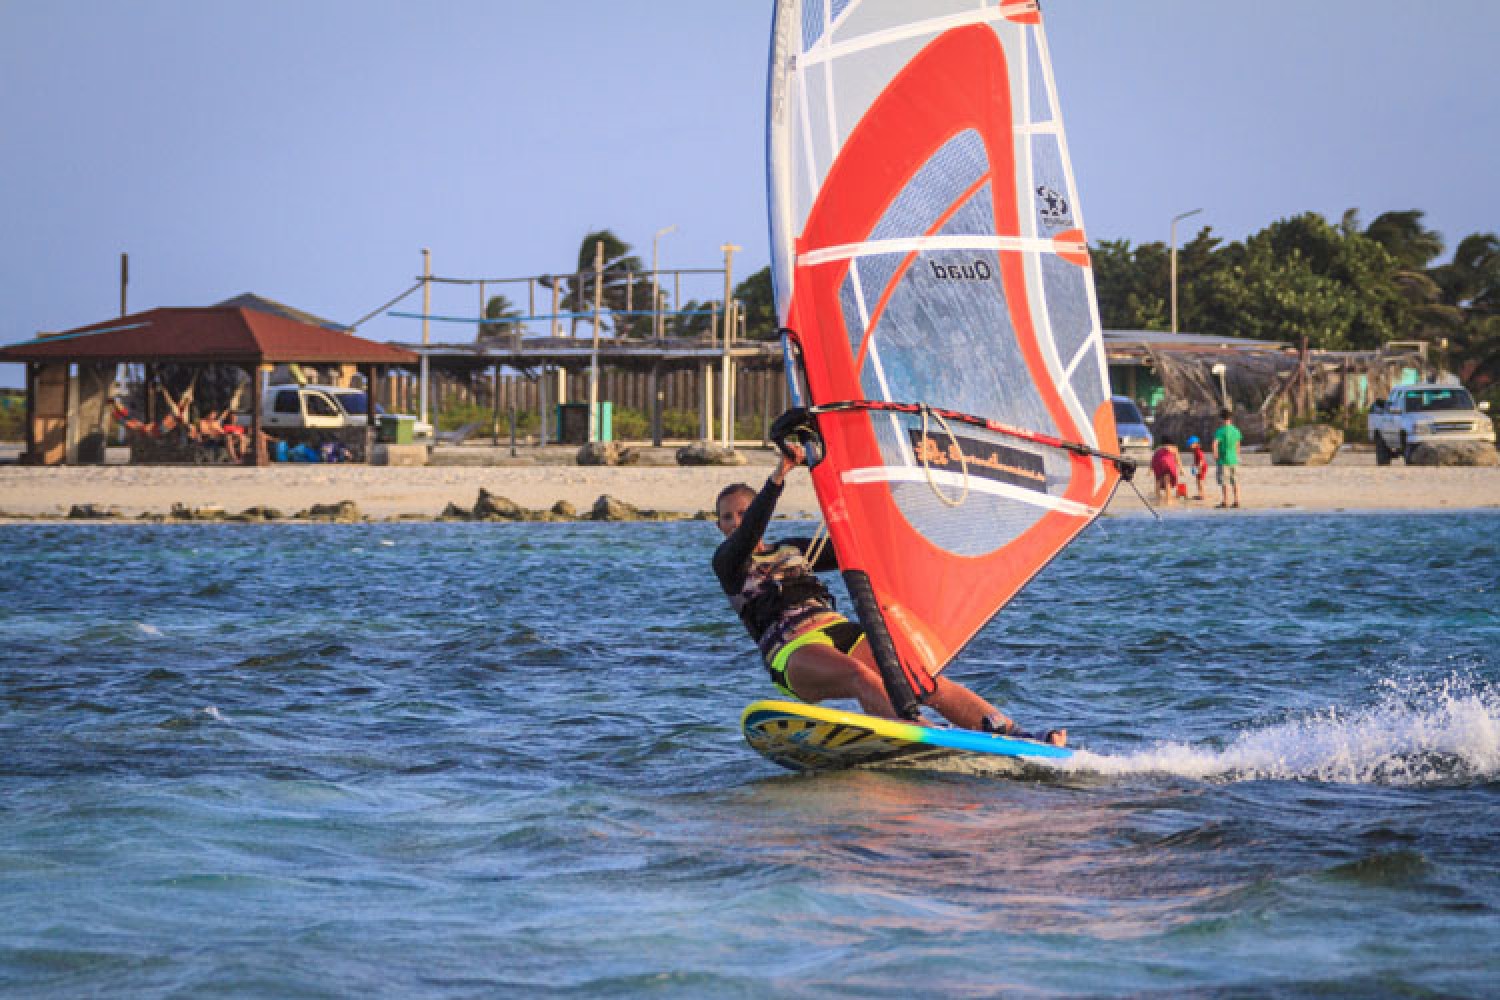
[783,643,899,719]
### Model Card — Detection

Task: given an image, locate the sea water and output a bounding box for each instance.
[1,513,1496,997]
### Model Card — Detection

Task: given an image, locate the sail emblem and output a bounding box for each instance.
[1036,185,1072,228]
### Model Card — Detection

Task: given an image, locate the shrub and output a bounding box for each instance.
[0,393,24,442]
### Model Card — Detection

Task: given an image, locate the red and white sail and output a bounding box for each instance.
[767,0,1122,700]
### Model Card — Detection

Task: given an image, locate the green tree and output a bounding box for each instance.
[1363,209,1445,270]
[478,293,523,344]
[734,266,778,340]
[1091,238,1168,330]
[564,229,652,338]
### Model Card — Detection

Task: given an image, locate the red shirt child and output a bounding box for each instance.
[1187,436,1208,497]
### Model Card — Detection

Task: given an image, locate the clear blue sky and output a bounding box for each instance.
[2,1,1496,387]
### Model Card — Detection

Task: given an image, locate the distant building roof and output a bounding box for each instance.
[213,293,350,332]
[1104,329,1285,351]
[0,307,417,366]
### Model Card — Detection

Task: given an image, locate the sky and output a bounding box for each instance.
[2,1,1497,388]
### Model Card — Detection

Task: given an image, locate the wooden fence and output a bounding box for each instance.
[378,366,789,439]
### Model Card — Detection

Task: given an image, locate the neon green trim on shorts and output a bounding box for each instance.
[769,625,838,678]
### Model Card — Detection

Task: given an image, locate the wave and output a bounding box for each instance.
[1066,674,1500,786]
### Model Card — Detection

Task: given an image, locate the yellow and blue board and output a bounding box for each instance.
[742,700,1073,773]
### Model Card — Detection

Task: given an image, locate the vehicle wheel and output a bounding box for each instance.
[1374,436,1392,465]
[1400,433,1414,464]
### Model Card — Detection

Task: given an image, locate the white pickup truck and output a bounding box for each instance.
[1367,383,1494,464]
[250,384,432,439]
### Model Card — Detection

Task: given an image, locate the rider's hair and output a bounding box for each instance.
[715,482,756,515]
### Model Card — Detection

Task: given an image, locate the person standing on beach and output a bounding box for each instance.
[711,435,1063,744]
[1213,409,1242,508]
[1187,436,1208,500]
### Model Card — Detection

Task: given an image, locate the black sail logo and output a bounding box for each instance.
[908,429,1047,492]
[927,258,994,281]
[1037,185,1071,227]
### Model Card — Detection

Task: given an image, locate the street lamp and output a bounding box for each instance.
[1170,208,1203,334]
[651,225,677,340]
[1210,361,1229,411]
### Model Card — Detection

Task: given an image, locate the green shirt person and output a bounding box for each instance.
[1212,409,1242,508]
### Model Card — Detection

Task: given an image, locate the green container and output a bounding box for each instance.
[379,414,414,444]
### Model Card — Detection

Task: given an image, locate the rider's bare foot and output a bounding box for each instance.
[1045,728,1067,748]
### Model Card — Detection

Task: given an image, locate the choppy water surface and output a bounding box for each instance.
[2,513,1497,997]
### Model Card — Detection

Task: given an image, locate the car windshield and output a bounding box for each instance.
[332,392,384,416]
[1112,399,1145,425]
[1405,389,1474,413]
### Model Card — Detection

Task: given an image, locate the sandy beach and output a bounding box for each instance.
[1,444,1497,520]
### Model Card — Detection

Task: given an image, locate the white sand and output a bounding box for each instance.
[0,446,1496,520]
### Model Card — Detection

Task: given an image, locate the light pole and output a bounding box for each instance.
[720,243,741,448]
[651,225,676,341]
[1170,208,1202,334]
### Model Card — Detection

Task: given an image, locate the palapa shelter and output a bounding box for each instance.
[1104,329,1434,446]
[0,306,418,465]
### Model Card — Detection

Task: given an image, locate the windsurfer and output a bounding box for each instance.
[712,444,1065,745]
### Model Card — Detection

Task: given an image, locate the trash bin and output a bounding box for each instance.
[556,403,591,445]
[378,414,415,444]
[556,403,614,444]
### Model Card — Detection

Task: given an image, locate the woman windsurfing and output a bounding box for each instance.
[712,426,1065,745]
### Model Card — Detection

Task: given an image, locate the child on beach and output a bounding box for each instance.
[711,435,1063,744]
[1187,436,1208,500]
[1150,438,1181,507]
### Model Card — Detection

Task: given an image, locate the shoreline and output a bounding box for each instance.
[1,446,1498,522]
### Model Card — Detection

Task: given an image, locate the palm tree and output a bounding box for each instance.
[478,293,524,345]
[564,229,647,337]
[1364,210,1445,270]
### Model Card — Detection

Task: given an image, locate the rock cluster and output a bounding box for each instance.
[68,503,123,519]
[442,488,571,522]
[168,503,227,521]
[438,489,688,522]
[676,441,745,466]
[1406,441,1500,466]
[1269,424,1343,466]
[298,501,362,522]
[576,441,639,466]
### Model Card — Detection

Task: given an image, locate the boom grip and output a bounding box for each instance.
[769,406,824,467]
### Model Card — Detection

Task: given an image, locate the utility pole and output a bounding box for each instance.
[119,253,128,316]
[589,239,604,443]
[419,248,431,429]
[720,244,741,449]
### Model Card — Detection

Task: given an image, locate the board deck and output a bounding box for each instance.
[742,700,1073,773]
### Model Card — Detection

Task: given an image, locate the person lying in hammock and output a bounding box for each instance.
[711,431,1065,744]
[110,397,181,438]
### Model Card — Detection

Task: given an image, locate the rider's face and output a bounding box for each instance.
[716,492,753,538]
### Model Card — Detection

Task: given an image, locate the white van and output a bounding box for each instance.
[250,384,432,439]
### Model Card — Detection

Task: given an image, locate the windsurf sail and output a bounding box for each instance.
[766,0,1126,717]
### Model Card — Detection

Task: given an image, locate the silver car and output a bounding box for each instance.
[1111,395,1153,452]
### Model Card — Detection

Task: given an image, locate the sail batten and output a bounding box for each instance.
[768,1,1122,694]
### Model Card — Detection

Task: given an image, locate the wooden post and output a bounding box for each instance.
[761,367,771,446]
[539,365,549,446]
[363,365,377,463]
[23,363,36,464]
[491,362,502,444]
[650,358,663,446]
[251,363,268,466]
